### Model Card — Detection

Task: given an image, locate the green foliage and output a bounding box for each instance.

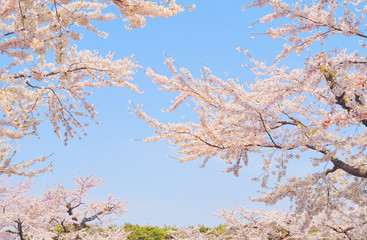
[53,224,76,235]
[212,224,228,236]
[199,225,209,233]
[124,223,174,240]
[198,224,229,237]
[122,223,231,239]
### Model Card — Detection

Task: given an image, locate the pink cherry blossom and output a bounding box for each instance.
[136,1,367,235]
[0,0,190,176]
[0,175,128,239]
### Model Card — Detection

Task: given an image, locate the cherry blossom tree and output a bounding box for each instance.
[4,0,367,238]
[172,206,367,239]
[0,0,193,176]
[134,0,367,234]
[0,0,193,239]
[0,175,129,240]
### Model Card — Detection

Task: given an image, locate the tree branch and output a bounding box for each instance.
[258,112,281,148]
[324,71,367,127]
[324,223,358,240]
[307,145,367,178]
[325,165,338,176]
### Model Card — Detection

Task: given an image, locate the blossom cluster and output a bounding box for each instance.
[113,0,195,29]
[0,175,128,239]
[173,205,367,239]
[135,0,367,227]
[0,0,188,176]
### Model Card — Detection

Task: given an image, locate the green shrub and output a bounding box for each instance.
[124,223,174,240]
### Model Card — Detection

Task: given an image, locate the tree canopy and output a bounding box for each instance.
[135,0,367,238]
[0,0,192,238]
[1,0,367,239]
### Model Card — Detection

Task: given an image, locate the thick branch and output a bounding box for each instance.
[16,221,25,240]
[79,208,109,228]
[324,72,367,127]
[325,165,338,176]
[307,145,367,178]
[330,156,367,178]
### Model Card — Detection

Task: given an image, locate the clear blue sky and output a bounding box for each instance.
[15,0,316,227]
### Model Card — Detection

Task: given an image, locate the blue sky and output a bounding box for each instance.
[14,0,317,227]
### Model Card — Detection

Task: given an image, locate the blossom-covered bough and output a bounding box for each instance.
[0,0,192,176]
[0,0,192,239]
[170,206,367,239]
[134,0,367,238]
[3,0,367,238]
[0,175,129,240]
